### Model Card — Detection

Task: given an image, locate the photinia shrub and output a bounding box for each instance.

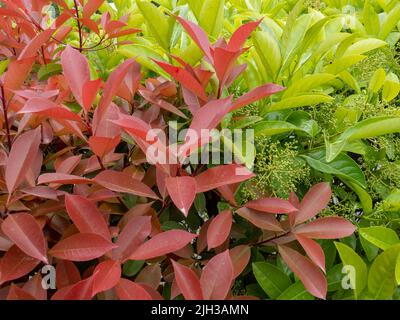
[0,0,357,300]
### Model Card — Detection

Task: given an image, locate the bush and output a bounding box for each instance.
[0,0,399,301]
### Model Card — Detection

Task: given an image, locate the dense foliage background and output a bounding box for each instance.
[0,0,400,300]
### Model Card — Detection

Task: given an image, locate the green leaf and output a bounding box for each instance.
[302,149,367,188]
[335,242,368,298]
[359,227,400,250]
[360,234,380,262]
[252,262,292,299]
[253,31,281,80]
[194,193,206,213]
[368,68,386,93]
[198,0,225,38]
[327,264,344,292]
[324,55,366,75]
[379,3,400,40]
[283,73,336,99]
[136,0,174,50]
[264,94,333,114]
[343,38,387,56]
[0,59,9,76]
[363,1,380,36]
[326,116,400,161]
[253,121,299,137]
[38,63,62,81]
[122,260,145,277]
[368,244,400,299]
[277,281,314,300]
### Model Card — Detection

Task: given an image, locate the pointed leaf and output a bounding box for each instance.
[65,194,110,240]
[295,234,326,273]
[244,198,297,214]
[1,213,47,263]
[5,127,41,193]
[49,233,117,261]
[200,250,233,300]
[294,182,332,225]
[195,164,255,193]
[171,260,203,300]
[294,217,356,239]
[92,259,121,295]
[93,170,159,199]
[207,210,232,249]
[278,245,327,299]
[129,230,197,260]
[165,176,196,217]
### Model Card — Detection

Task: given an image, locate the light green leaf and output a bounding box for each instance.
[283,73,336,99]
[343,38,387,56]
[335,242,368,298]
[324,55,366,75]
[253,121,299,137]
[368,68,386,93]
[277,281,314,300]
[368,244,400,299]
[253,31,281,80]
[198,0,225,38]
[264,94,333,114]
[359,227,400,250]
[136,0,174,50]
[379,3,400,40]
[252,262,292,299]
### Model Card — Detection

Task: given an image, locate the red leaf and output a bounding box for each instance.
[295,182,332,225]
[136,264,162,289]
[1,213,48,263]
[278,245,327,299]
[165,176,196,217]
[0,245,40,285]
[195,164,255,193]
[5,127,41,193]
[60,45,90,106]
[294,217,356,239]
[65,194,110,240]
[88,135,120,159]
[207,210,232,249]
[229,245,251,278]
[295,234,326,273]
[230,83,285,112]
[129,230,197,260]
[52,276,95,300]
[236,207,283,232]
[244,198,298,214]
[7,284,36,300]
[175,16,213,62]
[171,260,203,300]
[19,98,82,122]
[56,260,81,289]
[49,233,117,261]
[153,60,207,101]
[82,78,102,112]
[200,250,233,300]
[37,173,92,185]
[214,47,244,87]
[23,273,47,300]
[83,0,105,18]
[113,216,152,262]
[92,259,121,295]
[93,170,159,199]
[18,29,54,60]
[115,279,152,300]
[188,96,232,137]
[227,19,262,51]
[93,59,135,132]
[110,114,151,141]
